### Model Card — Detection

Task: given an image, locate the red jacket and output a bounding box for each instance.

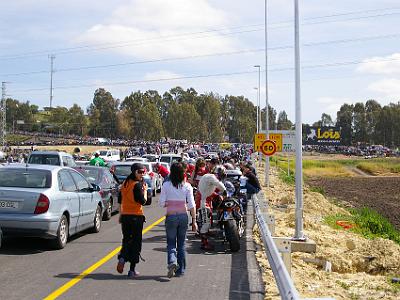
[157,164,170,178]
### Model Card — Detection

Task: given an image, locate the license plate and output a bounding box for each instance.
[0,200,19,209]
[223,211,232,220]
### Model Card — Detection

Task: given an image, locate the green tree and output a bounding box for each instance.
[88,88,119,138]
[277,111,293,130]
[353,102,367,144]
[336,103,353,145]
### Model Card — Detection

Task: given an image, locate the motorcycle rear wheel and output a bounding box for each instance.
[225,219,240,252]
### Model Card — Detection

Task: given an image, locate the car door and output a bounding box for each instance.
[104,170,119,211]
[69,170,96,228]
[58,170,80,234]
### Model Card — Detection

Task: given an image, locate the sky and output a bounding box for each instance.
[1,0,400,125]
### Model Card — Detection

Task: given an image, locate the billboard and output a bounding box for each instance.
[303,126,341,145]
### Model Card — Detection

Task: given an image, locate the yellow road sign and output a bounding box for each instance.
[260,139,277,156]
[254,133,266,152]
[269,133,283,152]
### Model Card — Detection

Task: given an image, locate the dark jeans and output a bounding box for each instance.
[165,213,188,275]
[118,215,145,270]
[245,182,260,195]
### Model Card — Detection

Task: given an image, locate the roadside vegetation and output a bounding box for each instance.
[271,155,400,177]
[324,207,400,245]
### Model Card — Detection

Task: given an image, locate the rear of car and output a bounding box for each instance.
[0,166,59,239]
[0,165,103,249]
[159,154,181,166]
[27,151,76,167]
[95,149,120,162]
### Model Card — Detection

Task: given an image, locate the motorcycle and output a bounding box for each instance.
[215,183,244,252]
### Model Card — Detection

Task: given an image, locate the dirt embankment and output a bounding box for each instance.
[253,168,400,300]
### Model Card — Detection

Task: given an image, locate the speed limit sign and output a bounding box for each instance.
[260,140,277,156]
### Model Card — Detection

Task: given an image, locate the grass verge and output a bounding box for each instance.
[324,207,400,245]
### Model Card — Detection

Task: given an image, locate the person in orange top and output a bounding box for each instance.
[116,163,148,278]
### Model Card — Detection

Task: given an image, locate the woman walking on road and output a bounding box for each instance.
[159,162,197,278]
[117,163,148,278]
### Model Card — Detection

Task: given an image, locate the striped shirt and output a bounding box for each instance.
[159,181,195,214]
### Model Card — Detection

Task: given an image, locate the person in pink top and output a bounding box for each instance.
[159,162,197,278]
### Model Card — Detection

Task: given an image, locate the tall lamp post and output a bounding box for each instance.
[254,87,259,133]
[293,0,305,240]
[264,0,270,187]
[254,65,261,132]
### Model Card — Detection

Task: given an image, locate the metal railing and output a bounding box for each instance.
[252,192,300,300]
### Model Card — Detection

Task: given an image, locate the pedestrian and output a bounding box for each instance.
[116,163,148,278]
[89,152,106,166]
[159,162,197,278]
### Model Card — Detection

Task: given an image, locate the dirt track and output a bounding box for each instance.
[306,176,400,230]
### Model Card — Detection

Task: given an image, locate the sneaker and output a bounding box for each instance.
[167,263,178,278]
[117,258,125,274]
[127,270,140,278]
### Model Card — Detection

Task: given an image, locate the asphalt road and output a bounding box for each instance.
[0,194,264,300]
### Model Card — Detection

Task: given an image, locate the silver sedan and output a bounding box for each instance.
[0,164,103,249]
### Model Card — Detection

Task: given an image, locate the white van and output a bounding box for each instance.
[94,149,120,162]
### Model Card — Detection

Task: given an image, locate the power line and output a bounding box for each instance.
[2,31,400,78]
[11,54,400,94]
[1,7,399,60]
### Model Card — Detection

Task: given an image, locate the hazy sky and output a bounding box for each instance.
[1,0,399,124]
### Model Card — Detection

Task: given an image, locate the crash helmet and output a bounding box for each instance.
[213,165,226,180]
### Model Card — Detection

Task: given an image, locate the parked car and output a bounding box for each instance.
[92,149,121,162]
[125,156,148,162]
[141,162,162,196]
[27,151,77,167]
[73,166,119,220]
[109,162,153,203]
[159,154,182,166]
[142,154,159,162]
[0,164,103,249]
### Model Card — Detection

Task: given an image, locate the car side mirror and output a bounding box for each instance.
[91,183,101,192]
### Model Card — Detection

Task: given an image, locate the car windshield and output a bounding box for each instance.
[99,151,108,156]
[160,157,170,163]
[114,165,131,177]
[77,168,101,184]
[28,154,60,165]
[0,169,52,188]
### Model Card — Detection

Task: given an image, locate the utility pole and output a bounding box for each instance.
[264,0,270,187]
[1,82,7,151]
[293,0,305,241]
[49,54,56,108]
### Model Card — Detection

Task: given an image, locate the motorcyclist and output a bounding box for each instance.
[89,152,106,166]
[154,162,170,179]
[190,158,207,188]
[196,165,227,251]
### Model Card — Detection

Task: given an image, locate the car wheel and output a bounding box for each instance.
[90,205,102,233]
[103,199,112,221]
[52,215,69,250]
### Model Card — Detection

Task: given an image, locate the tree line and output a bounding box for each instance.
[4,87,400,147]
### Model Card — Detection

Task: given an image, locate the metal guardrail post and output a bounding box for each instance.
[273,237,292,275]
[252,193,300,300]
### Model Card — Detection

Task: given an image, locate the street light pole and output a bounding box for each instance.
[293,0,305,241]
[254,65,261,132]
[254,87,259,133]
[264,0,270,187]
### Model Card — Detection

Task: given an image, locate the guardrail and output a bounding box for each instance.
[252,192,300,300]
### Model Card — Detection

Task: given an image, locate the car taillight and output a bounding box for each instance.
[99,189,105,197]
[34,194,50,214]
[149,172,154,178]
